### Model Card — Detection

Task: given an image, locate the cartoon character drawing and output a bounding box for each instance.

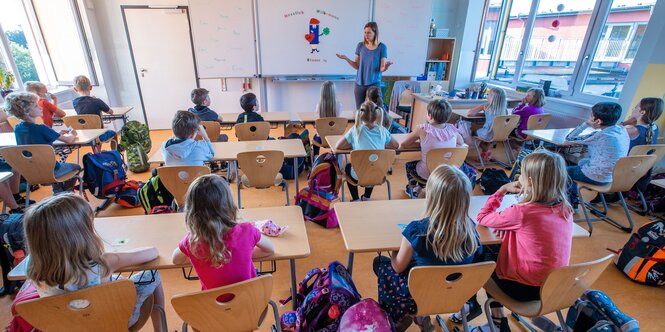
[304,18,330,53]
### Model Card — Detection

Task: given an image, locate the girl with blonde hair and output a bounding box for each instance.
[466,87,508,161]
[335,101,398,201]
[172,174,274,290]
[21,194,165,331]
[374,164,481,331]
[312,81,344,156]
[473,150,573,331]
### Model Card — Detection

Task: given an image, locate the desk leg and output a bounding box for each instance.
[236,161,242,209]
[347,252,354,276]
[293,158,299,193]
[290,259,297,310]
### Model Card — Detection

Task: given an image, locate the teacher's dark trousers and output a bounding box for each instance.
[354,83,381,109]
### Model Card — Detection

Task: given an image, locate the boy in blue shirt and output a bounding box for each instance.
[4,92,81,194]
[72,75,114,118]
[188,88,228,142]
[161,111,214,166]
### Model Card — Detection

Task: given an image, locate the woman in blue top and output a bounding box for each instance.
[336,22,393,108]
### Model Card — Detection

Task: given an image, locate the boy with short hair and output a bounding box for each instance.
[236,92,264,123]
[161,111,214,166]
[24,81,66,128]
[565,102,629,208]
[188,88,228,142]
[72,75,114,117]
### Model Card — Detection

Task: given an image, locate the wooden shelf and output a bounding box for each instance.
[425,38,455,81]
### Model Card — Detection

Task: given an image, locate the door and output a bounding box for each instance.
[123,7,197,129]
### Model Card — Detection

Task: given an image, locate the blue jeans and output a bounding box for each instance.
[567,166,608,207]
[52,162,81,194]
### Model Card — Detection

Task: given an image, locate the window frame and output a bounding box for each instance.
[472,0,654,103]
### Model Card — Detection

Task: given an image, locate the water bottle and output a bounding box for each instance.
[429,19,436,37]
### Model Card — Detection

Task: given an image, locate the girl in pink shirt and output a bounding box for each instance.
[474,151,573,331]
[172,175,275,290]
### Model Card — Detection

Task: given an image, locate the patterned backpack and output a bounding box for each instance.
[613,219,665,286]
[565,290,639,331]
[280,261,361,332]
[295,153,342,228]
[119,121,151,173]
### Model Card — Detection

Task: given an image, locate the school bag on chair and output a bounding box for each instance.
[82,150,127,199]
[119,120,152,173]
[295,152,342,228]
[280,261,361,332]
[613,219,665,286]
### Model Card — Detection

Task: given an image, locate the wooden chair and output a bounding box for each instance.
[409,262,496,332]
[15,279,165,332]
[341,149,396,201]
[397,87,414,128]
[234,122,271,141]
[0,145,82,206]
[576,155,657,234]
[312,117,347,161]
[627,144,665,215]
[473,115,520,169]
[7,116,43,129]
[63,114,103,129]
[171,274,282,332]
[156,166,210,209]
[426,147,469,170]
[511,113,552,148]
[197,121,221,141]
[483,255,614,332]
[236,150,288,208]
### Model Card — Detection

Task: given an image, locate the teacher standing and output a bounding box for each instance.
[336,22,393,109]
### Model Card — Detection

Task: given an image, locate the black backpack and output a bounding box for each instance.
[0,213,25,292]
[138,174,174,214]
[478,168,510,195]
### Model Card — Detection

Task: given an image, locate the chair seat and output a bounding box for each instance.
[54,170,80,183]
[397,105,412,114]
[577,181,612,193]
[484,279,542,317]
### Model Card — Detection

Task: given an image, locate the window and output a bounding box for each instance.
[0,0,96,88]
[473,0,658,101]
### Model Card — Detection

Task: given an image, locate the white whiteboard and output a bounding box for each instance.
[189,0,257,78]
[257,0,371,76]
[373,0,431,76]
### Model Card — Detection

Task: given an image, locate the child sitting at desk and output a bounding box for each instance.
[335,101,398,201]
[511,87,545,139]
[374,165,481,331]
[72,75,114,118]
[4,91,80,193]
[188,88,228,142]
[564,102,629,209]
[622,97,663,150]
[172,175,274,290]
[401,99,465,198]
[161,111,214,167]
[474,150,573,332]
[17,194,165,331]
[464,87,508,162]
[312,81,343,157]
[24,81,66,128]
[236,92,264,123]
[366,85,407,134]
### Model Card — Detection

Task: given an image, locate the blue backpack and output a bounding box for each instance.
[82,150,127,199]
[565,290,639,332]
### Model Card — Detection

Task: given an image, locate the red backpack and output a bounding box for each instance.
[295,153,342,228]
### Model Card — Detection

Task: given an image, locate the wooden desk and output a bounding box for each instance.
[410,94,519,131]
[9,206,310,309]
[452,108,485,120]
[297,110,402,123]
[0,129,109,148]
[324,133,418,154]
[62,107,133,126]
[334,195,589,273]
[148,139,307,192]
[522,128,596,146]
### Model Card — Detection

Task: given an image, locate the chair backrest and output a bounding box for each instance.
[197,121,221,141]
[234,122,271,141]
[526,113,552,131]
[629,144,665,164]
[398,88,414,107]
[237,150,285,188]
[608,155,657,192]
[0,145,58,185]
[156,166,210,207]
[64,115,103,129]
[7,116,43,129]
[409,262,496,316]
[538,254,614,316]
[16,279,136,331]
[314,117,348,148]
[490,115,520,141]
[349,149,396,187]
[171,274,273,332]
[426,147,469,170]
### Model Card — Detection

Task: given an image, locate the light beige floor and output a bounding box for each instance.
[1,126,664,331]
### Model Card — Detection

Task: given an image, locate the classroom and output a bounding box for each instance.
[0,0,664,331]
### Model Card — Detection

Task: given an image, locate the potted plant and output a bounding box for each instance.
[0,67,16,98]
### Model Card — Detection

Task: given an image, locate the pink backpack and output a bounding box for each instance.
[340,298,396,332]
[295,153,342,228]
